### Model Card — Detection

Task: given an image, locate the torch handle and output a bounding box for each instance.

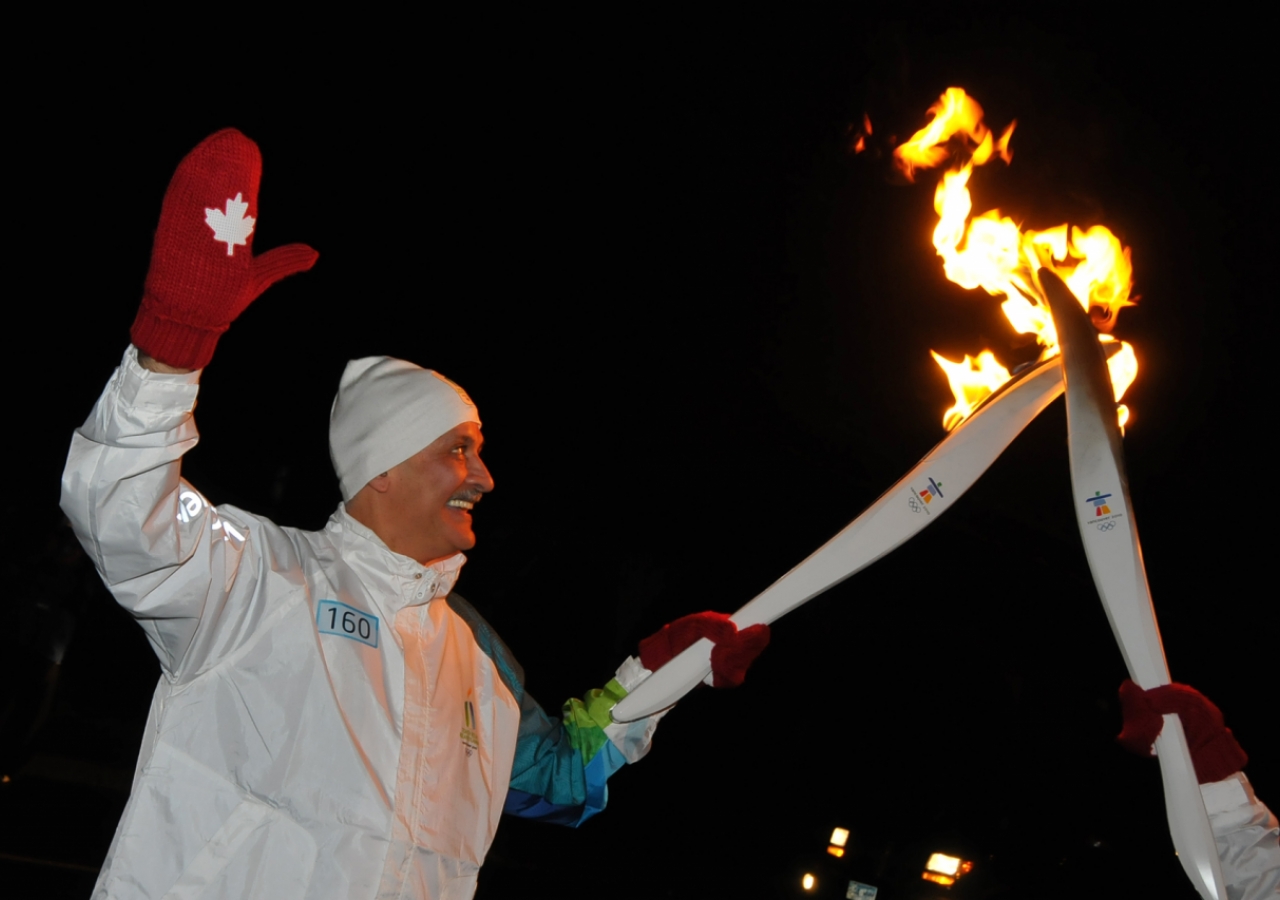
[1157,717,1229,899]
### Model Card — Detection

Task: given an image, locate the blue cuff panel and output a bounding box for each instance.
[503,742,628,827]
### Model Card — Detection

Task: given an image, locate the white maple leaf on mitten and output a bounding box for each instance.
[204,192,256,256]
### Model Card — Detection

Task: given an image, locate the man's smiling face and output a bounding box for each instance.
[384,421,494,564]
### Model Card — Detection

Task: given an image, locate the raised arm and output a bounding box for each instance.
[60,129,316,681]
[63,347,211,676]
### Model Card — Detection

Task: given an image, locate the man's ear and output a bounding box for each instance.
[366,472,392,494]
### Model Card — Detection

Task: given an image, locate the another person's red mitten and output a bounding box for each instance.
[130,129,318,369]
[638,612,770,688]
[1117,679,1248,784]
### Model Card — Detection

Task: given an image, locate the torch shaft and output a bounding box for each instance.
[613,355,1067,722]
[1043,267,1225,900]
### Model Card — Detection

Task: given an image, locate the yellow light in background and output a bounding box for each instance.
[829,827,850,847]
[802,873,817,892]
[826,846,845,858]
[925,852,962,876]
[922,872,957,886]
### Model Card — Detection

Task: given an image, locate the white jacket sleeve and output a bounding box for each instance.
[1202,773,1280,900]
[60,346,298,682]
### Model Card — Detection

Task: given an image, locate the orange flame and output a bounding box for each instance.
[850,114,873,155]
[896,88,1138,430]
[930,350,1011,432]
[894,88,1013,182]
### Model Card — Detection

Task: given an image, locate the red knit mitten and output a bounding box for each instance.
[130,129,318,369]
[638,612,770,688]
[1116,679,1248,784]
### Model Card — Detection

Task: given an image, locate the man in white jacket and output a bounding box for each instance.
[60,129,770,899]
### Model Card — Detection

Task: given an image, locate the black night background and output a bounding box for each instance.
[4,11,1275,898]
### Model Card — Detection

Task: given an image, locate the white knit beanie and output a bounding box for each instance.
[330,357,481,501]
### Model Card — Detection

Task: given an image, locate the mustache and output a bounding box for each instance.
[449,487,485,505]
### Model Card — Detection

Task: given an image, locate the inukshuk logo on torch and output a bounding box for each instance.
[891,88,1139,433]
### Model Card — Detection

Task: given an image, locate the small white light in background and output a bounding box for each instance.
[925,853,961,876]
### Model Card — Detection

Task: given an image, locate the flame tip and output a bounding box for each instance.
[914,89,1137,431]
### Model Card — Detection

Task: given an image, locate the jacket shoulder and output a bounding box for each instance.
[446,592,526,703]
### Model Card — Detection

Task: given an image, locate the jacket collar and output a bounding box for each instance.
[328,504,466,616]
